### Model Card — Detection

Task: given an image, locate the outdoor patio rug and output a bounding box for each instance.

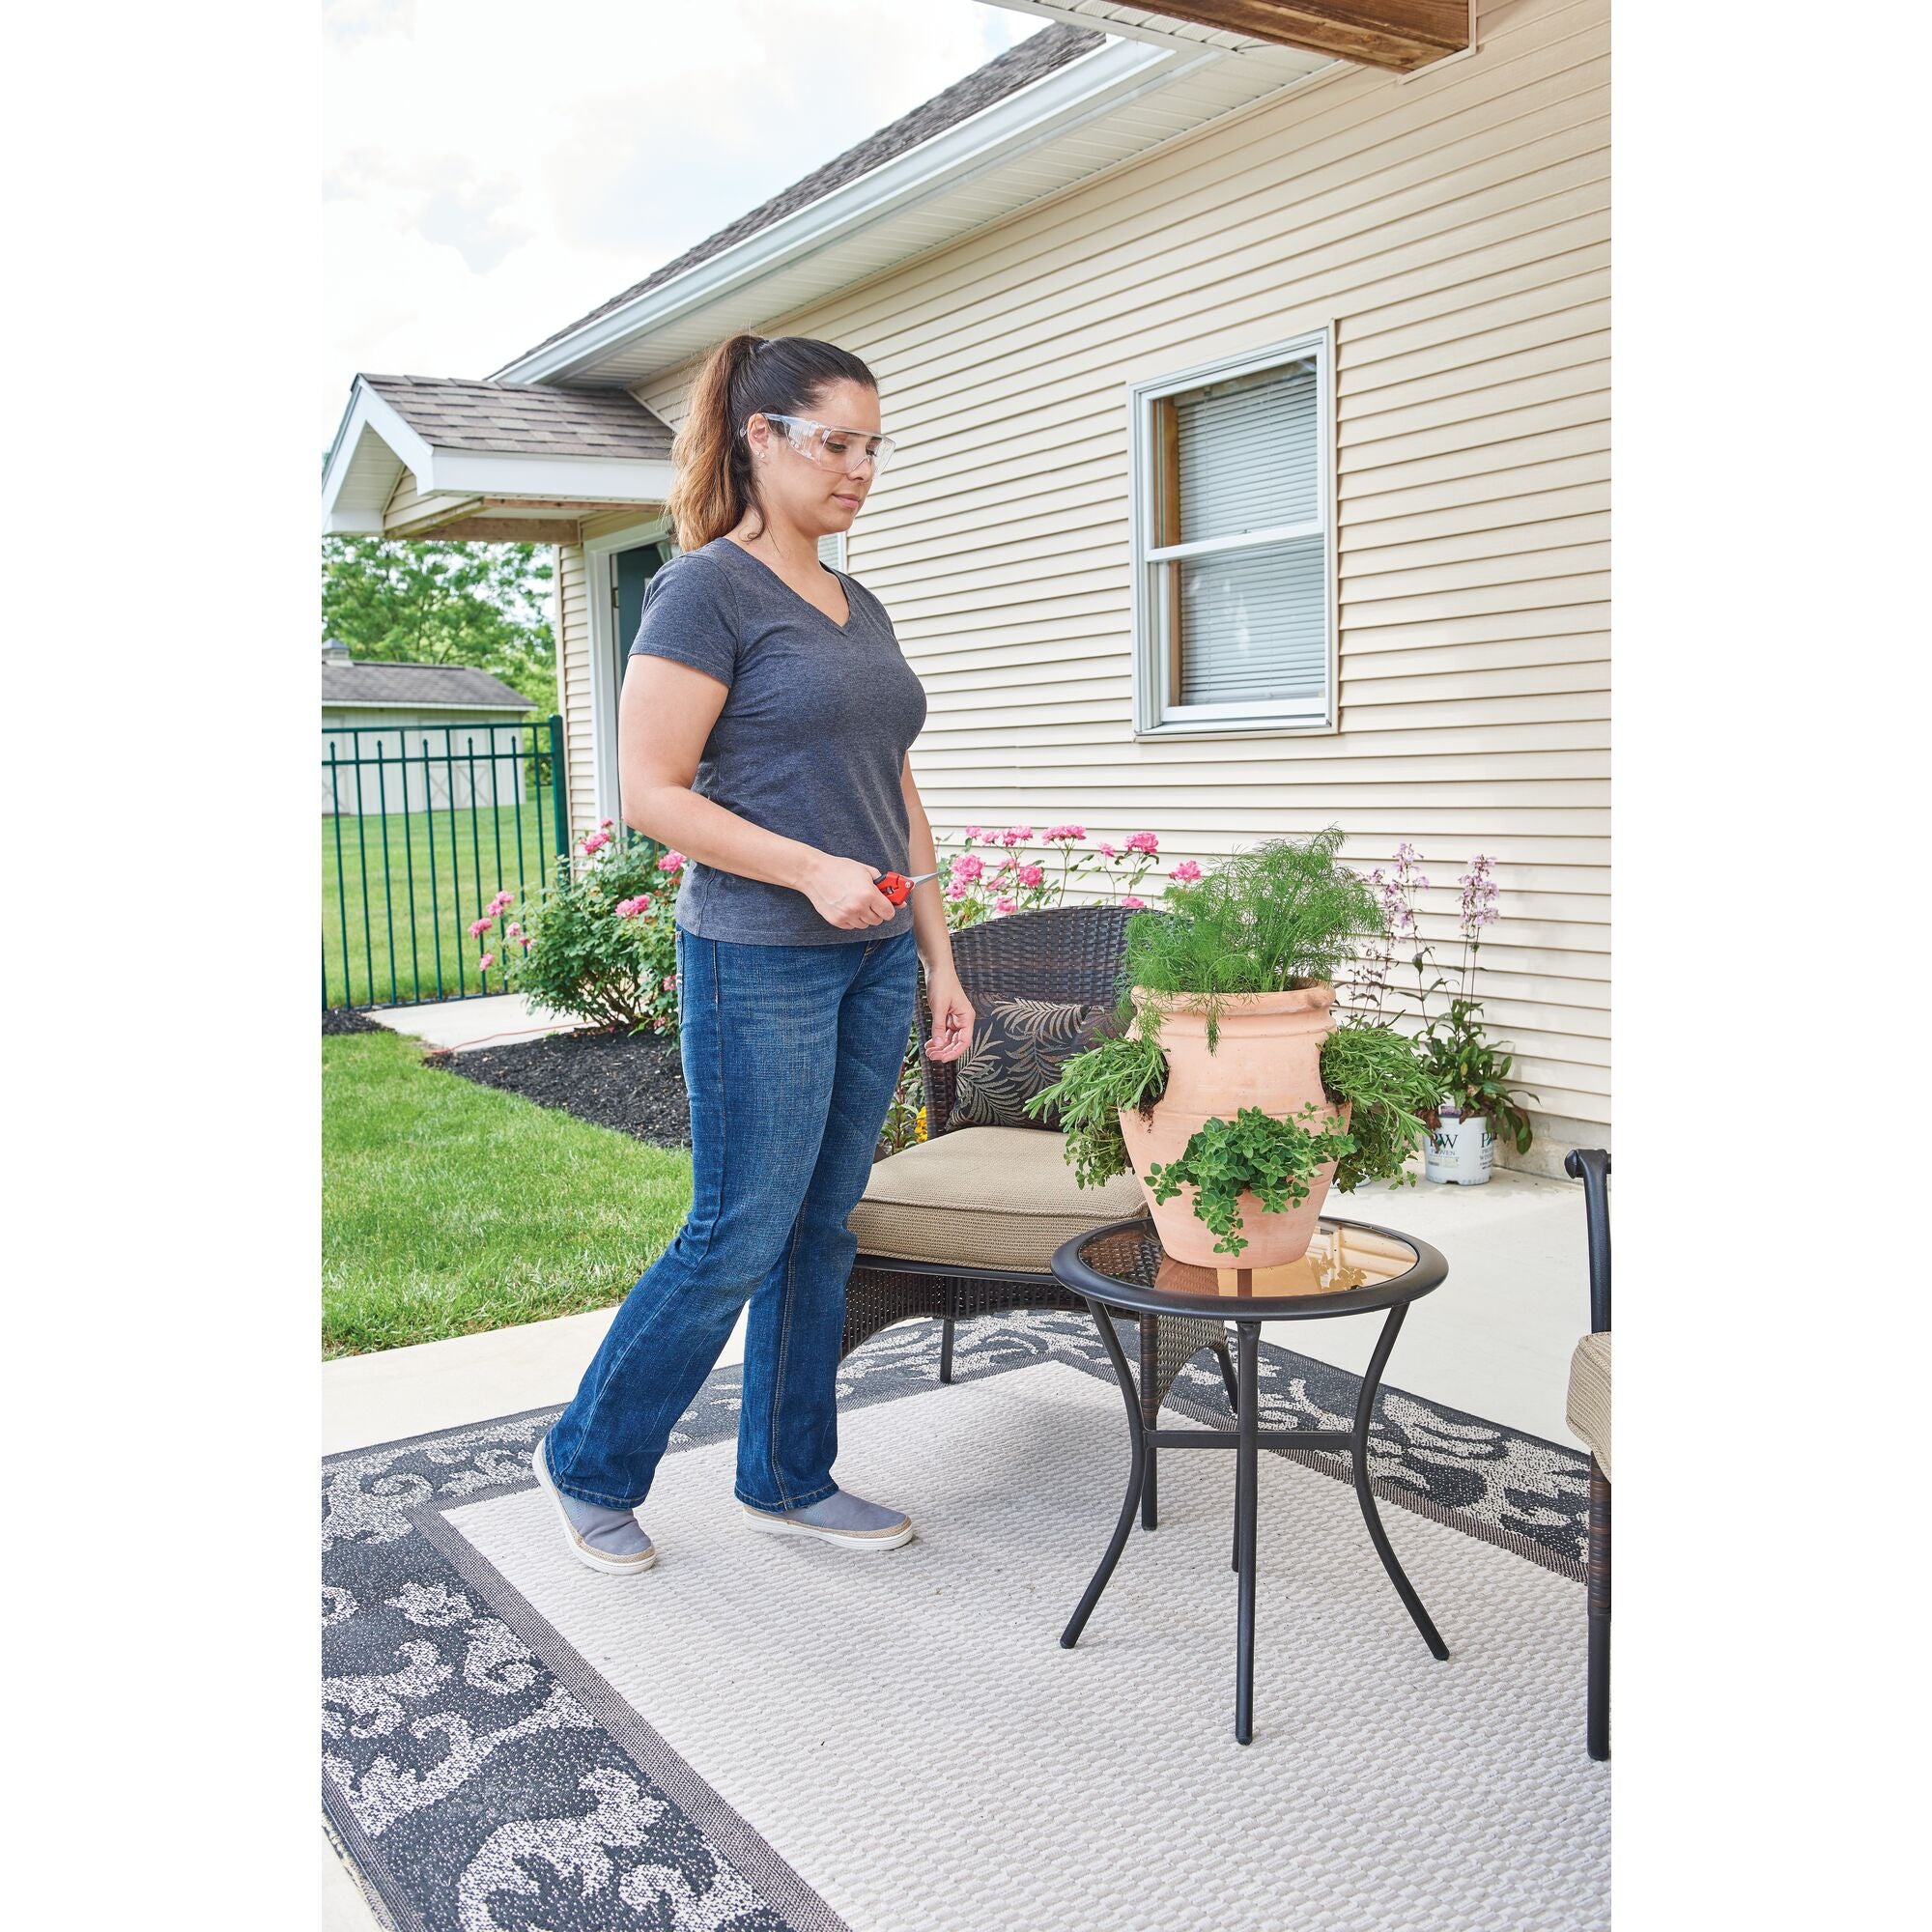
[324,1311,1609,1932]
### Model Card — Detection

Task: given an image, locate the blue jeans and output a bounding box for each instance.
[545,923,921,1514]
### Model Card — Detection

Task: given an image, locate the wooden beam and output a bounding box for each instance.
[428,518,587,544]
[1123,2,1468,73]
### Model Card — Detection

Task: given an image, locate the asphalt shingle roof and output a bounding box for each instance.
[360,375,674,459]
[322,661,537,711]
[509,22,1104,366]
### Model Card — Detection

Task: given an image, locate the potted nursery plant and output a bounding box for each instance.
[1352,847,1537,1185]
[1027,829,1439,1265]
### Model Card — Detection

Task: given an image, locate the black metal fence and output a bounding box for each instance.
[323,714,570,1009]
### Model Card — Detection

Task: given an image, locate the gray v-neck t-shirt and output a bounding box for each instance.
[627,534,929,946]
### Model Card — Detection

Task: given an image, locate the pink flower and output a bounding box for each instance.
[950,852,983,884]
[580,829,612,856]
[963,824,982,840]
[1000,824,1034,846]
[994,896,1017,914]
[945,883,967,901]
[519,939,531,952]
[506,922,523,938]
[1171,859,1203,883]
[1126,830,1159,855]
[1017,864,1044,888]
[657,850,685,872]
[478,952,495,972]
[662,973,677,989]
[1044,823,1086,842]
[600,818,613,830]
[468,917,494,938]
[1121,895,1146,911]
[1097,841,1117,859]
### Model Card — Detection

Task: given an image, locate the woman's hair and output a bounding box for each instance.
[667,333,877,551]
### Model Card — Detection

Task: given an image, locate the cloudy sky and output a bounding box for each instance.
[322,0,1047,444]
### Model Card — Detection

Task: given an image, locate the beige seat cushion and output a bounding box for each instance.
[1566,1331,1612,1481]
[848,1124,1148,1274]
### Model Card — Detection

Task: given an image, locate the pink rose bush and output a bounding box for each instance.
[922,820,1199,934]
[483,828,683,1032]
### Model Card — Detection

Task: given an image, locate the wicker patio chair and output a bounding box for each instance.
[1563,1148,1612,1762]
[840,902,1238,1527]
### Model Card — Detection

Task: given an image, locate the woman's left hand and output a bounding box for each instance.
[923,970,975,1063]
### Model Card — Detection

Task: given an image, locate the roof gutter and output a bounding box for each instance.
[488,34,1220,388]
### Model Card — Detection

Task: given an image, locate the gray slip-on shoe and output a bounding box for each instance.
[531,1435,657,1576]
[743,1487,914,1550]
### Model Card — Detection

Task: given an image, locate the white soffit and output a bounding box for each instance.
[491,32,1336,390]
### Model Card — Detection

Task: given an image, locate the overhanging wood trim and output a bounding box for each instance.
[1125,2,1468,72]
[429,518,588,543]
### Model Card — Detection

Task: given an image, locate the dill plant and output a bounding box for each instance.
[1120,827,1380,1052]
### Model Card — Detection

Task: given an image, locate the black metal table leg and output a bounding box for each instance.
[938,1287,956,1384]
[1351,1302,1449,1661]
[1234,1321,1260,1744]
[1139,1314,1160,1531]
[1061,1298,1147,1649]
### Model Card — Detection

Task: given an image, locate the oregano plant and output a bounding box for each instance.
[1143,1103,1356,1258]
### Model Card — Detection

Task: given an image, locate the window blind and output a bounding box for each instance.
[1175,358,1319,545]
[1164,354,1324,710]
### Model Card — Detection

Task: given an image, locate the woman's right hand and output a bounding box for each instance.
[803,852,898,929]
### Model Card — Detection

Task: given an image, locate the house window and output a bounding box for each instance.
[1130,330,1335,733]
[816,530,847,571]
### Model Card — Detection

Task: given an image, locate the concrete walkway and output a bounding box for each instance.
[365,991,579,1053]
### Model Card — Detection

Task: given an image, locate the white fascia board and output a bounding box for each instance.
[321,380,438,533]
[488,35,1207,386]
[425,450,676,503]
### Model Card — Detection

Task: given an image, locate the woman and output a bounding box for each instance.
[532,332,976,1575]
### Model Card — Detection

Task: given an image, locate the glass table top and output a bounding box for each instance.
[1071,1215,1436,1312]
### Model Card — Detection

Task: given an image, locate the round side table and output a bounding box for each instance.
[1051,1212,1451,1746]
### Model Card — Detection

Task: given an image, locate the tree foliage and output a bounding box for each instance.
[321,537,557,715]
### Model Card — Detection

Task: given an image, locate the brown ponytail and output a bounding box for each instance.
[666,331,878,552]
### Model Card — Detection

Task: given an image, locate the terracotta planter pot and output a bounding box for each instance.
[1116,982,1346,1268]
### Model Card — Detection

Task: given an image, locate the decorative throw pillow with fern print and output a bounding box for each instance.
[948,997,1120,1131]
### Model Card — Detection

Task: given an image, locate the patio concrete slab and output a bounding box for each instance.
[365,991,578,1053]
[322,1171,1584,1458]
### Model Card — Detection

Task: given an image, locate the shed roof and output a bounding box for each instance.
[358,375,673,460]
[322,660,536,712]
[508,23,1102,367]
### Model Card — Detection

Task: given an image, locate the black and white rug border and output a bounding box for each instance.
[324,1312,1590,1932]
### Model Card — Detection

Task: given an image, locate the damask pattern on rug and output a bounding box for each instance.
[323,1314,1589,1931]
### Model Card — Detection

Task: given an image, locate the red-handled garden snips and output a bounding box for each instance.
[874,867,942,906]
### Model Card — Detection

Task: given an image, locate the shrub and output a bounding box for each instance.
[497,826,684,1033]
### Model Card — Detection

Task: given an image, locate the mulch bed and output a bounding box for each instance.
[323,1009,384,1036]
[435,1025,693,1148]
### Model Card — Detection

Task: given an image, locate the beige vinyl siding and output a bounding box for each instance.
[627,0,1607,1135]
[555,542,595,837]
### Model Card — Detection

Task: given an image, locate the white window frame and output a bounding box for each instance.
[1127,326,1337,738]
[584,515,674,827]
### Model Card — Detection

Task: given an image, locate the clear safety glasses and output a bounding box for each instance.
[753,412,896,478]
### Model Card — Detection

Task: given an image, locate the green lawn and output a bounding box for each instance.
[323,1029,691,1356]
[323,800,567,1010]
